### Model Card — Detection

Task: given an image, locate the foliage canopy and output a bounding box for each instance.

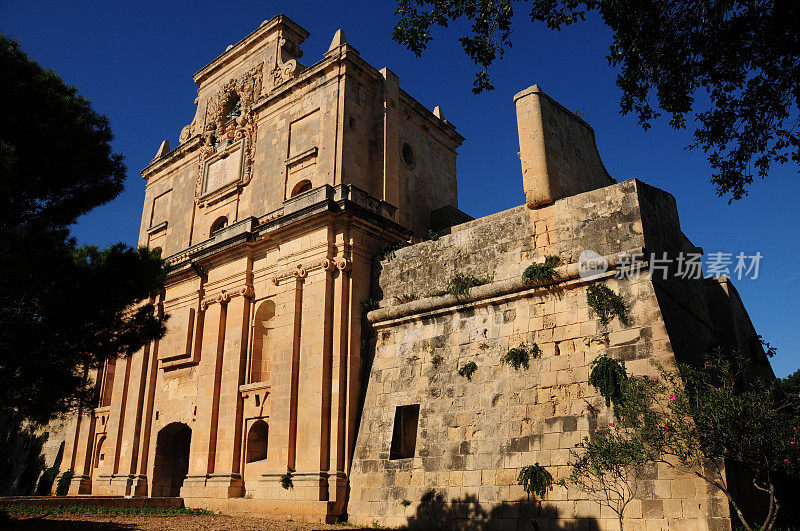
[392,0,800,200]
[0,35,168,425]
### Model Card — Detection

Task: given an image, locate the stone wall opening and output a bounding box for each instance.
[151,422,191,497]
[389,404,419,460]
[246,419,268,463]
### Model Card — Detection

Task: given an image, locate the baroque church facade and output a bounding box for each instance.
[59,14,765,529]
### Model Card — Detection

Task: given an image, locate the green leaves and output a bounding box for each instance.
[501,343,541,370]
[582,347,800,530]
[392,0,516,93]
[458,360,478,380]
[0,38,169,424]
[391,0,800,199]
[431,273,490,299]
[517,463,553,499]
[586,284,629,326]
[279,467,295,490]
[522,255,561,285]
[588,353,628,408]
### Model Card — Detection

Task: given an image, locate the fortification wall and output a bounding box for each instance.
[348,180,731,529]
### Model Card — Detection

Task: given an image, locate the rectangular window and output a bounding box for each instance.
[390,404,420,460]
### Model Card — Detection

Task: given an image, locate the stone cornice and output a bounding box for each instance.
[367,247,646,327]
[163,184,409,275]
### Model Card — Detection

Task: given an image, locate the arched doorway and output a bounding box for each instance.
[151,423,191,497]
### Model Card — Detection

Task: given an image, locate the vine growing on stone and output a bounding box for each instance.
[517,463,553,500]
[431,273,490,299]
[586,284,630,326]
[589,354,628,409]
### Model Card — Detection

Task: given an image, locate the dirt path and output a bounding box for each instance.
[4,514,383,530]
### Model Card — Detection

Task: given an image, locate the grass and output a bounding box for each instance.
[2,505,214,517]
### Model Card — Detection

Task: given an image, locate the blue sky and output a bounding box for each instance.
[3,1,798,377]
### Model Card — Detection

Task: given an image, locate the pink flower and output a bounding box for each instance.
[784,459,790,464]
[669,395,676,400]
[652,377,658,381]
[704,361,709,368]
[609,423,614,427]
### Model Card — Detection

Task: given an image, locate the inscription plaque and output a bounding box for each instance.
[202,141,244,195]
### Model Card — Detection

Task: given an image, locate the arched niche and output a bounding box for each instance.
[290,180,312,198]
[250,300,275,384]
[245,419,268,463]
[210,216,228,236]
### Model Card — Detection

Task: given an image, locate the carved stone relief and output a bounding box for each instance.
[195,63,264,207]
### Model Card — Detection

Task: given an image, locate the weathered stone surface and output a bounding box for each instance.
[57,12,763,531]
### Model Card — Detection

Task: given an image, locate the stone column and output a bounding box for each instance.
[182,300,224,497]
[131,337,161,496]
[108,345,150,495]
[93,353,132,494]
[329,257,351,509]
[208,290,252,497]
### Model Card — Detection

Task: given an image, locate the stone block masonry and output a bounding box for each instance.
[54,12,765,531]
[349,177,746,530]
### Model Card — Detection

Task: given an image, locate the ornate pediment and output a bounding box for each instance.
[195,63,263,207]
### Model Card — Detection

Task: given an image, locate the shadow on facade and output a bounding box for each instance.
[405,490,600,530]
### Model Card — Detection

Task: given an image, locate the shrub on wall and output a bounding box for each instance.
[457,361,478,380]
[517,463,553,500]
[501,343,541,370]
[279,466,295,490]
[589,353,628,409]
[434,273,490,299]
[522,255,561,285]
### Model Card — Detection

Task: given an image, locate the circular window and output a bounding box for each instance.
[402,142,415,168]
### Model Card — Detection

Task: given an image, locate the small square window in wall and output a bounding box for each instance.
[390,404,420,460]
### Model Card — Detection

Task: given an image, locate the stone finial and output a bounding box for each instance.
[433,106,444,120]
[153,140,170,161]
[328,29,347,52]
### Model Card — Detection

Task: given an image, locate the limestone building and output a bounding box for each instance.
[60,14,765,529]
